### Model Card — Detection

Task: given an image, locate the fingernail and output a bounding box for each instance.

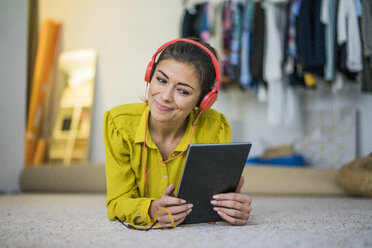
[181,199,186,204]
[213,195,219,199]
[213,207,220,211]
[210,200,217,205]
[188,204,193,209]
[188,209,192,214]
[218,211,223,216]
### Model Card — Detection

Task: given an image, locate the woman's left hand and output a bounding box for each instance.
[211,176,252,226]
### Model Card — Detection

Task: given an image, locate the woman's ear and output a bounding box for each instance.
[196,89,209,108]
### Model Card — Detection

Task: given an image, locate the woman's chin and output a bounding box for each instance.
[150,110,173,123]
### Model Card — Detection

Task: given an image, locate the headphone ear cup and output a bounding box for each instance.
[149,62,157,82]
[144,61,155,83]
[199,89,218,110]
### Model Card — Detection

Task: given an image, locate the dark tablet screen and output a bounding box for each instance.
[176,142,251,225]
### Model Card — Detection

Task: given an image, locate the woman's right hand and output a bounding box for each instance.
[149,184,193,227]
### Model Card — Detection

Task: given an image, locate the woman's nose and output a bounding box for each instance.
[161,85,173,102]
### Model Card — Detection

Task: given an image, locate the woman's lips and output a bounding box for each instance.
[156,102,173,112]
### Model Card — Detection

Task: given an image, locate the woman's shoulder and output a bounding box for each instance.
[104,103,145,136]
[198,108,228,124]
[193,108,231,143]
[108,102,145,118]
[201,108,224,118]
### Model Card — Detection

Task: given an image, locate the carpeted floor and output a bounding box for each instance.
[0,193,371,248]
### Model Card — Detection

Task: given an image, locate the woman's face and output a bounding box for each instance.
[148,58,201,124]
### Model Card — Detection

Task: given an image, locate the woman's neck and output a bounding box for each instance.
[149,114,189,143]
[148,114,189,160]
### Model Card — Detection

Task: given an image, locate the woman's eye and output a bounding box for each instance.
[178,88,190,95]
[156,77,166,84]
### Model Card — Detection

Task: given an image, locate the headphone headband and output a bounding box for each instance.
[144,38,220,110]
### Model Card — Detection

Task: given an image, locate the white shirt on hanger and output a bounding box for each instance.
[337,0,363,72]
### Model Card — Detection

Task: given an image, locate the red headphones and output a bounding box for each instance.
[144,38,221,110]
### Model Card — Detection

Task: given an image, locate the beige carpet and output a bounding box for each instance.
[1,193,371,248]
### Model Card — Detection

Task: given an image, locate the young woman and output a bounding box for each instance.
[103,38,251,228]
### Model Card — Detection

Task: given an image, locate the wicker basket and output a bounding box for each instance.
[337,156,372,197]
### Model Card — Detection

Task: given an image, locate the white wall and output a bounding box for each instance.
[38,0,185,164]
[0,0,28,192]
[38,0,372,165]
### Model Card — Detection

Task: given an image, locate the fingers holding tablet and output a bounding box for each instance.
[211,192,252,226]
[150,184,193,227]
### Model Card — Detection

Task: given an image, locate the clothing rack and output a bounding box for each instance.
[180,0,372,126]
[181,0,370,90]
[183,0,288,5]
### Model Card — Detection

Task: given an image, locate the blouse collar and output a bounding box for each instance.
[134,105,199,152]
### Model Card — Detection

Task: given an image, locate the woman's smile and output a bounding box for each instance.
[155,101,174,112]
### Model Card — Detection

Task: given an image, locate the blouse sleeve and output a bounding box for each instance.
[103,111,156,224]
[217,113,232,143]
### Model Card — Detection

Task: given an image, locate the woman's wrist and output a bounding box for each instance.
[149,199,159,219]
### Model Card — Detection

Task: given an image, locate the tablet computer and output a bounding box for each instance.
[176,142,251,225]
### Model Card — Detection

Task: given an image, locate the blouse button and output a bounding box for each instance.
[163,176,167,179]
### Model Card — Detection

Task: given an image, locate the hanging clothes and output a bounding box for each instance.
[179,0,369,114]
[283,0,298,72]
[337,0,363,73]
[229,1,243,83]
[321,0,336,82]
[361,0,372,93]
[362,0,372,68]
[263,2,287,83]
[181,4,200,38]
[250,1,265,85]
[263,1,288,125]
[221,0,232,85]
[208,2,223,57]
[239,0,253,89]
[284,0,306,87]
[200,3,211,42]
[297,0,326,77]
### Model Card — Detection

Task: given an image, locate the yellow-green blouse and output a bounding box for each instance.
[103,103,231,223]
